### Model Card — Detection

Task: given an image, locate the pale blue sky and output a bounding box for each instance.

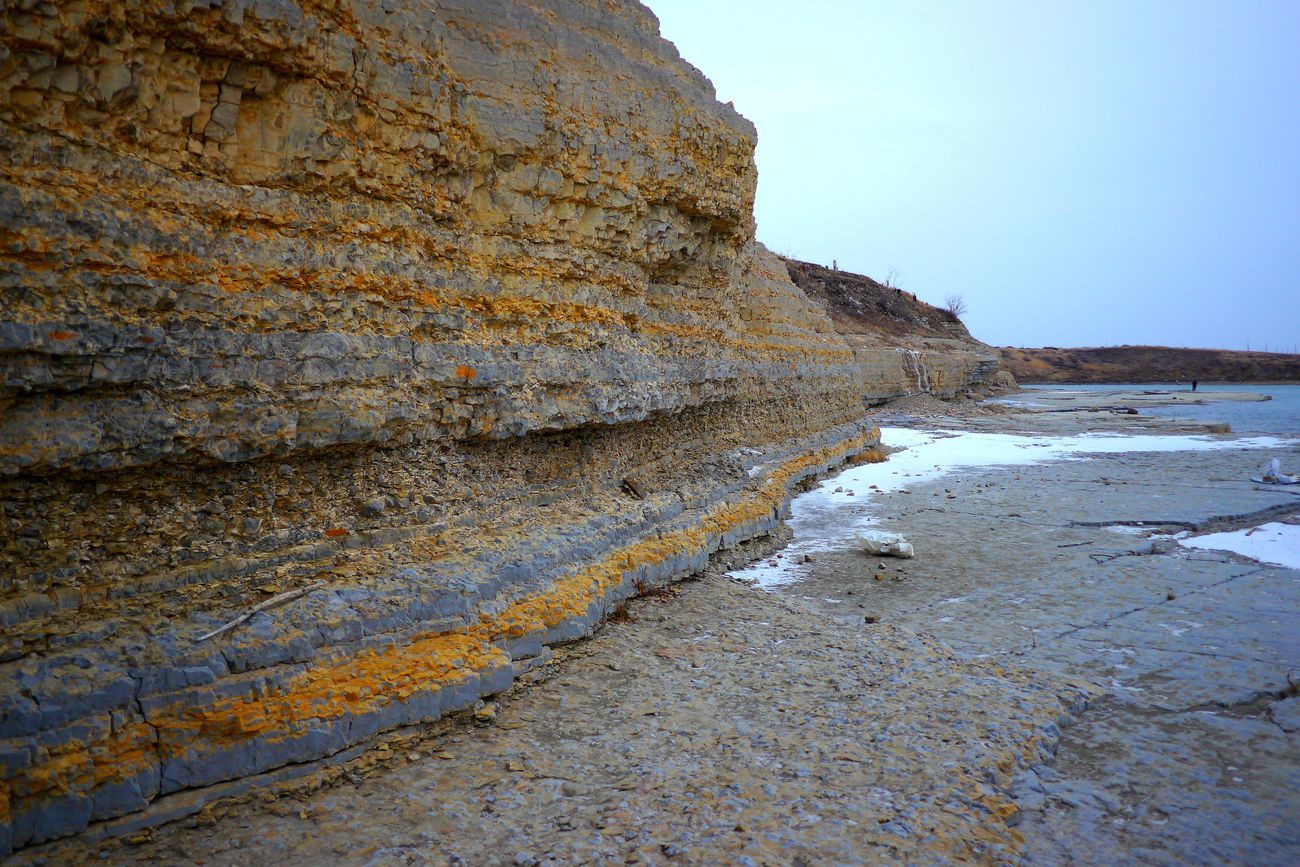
[647,0,1300,351]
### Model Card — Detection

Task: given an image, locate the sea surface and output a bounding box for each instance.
[1006,382,1300,434]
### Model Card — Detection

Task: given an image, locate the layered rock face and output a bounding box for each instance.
[0,0,997,852]
[784,258,1012,399]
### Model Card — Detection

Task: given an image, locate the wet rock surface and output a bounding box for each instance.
[779,427,1300,864]
[110,567,1086,866]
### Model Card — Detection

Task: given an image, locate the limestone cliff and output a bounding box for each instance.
[0,1,998,852]
[783,258,1011,399]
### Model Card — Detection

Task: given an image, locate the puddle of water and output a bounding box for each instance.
[731,428,1295,589]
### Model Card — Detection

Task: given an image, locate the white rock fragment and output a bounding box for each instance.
[859,530,914,559]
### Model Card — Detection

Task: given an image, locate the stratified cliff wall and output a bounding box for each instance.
[0,1,996,852]
[784,258,1012,399]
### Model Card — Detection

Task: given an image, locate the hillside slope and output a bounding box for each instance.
[784,258,971,341]
[1001,346,1300,383]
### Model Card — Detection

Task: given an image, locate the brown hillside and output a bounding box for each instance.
[782,258,973,340]
[1001,346,1300,383]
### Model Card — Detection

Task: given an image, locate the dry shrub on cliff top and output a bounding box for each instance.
[944,293,969,319]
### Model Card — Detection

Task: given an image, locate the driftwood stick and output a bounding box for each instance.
[196,580,326,642]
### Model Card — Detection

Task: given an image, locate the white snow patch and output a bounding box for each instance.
[1155,620,1204,637]
[1108,677,1145,693]
[1178,523,1300,570]
[731,428,1295,589]
[1105,525,1153,536]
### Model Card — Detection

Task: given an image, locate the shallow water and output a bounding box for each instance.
[1006,382,1300,434]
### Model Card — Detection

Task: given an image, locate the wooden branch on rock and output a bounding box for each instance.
[195,580,327,642]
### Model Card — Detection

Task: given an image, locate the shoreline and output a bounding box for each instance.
[993,384,1299,438]
[1016,381,1300,387]
[728,424,1296,591]
[739,411,1299,863]
[77,402,1300,865]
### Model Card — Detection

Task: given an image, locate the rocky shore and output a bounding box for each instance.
[999,386,1270,421]
[3,1,1292,859]
[27,401,1291,865]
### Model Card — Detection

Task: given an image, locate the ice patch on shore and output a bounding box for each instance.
[732,428,1295,589]
[1104,525,1191,539]
[1178,523,1300,570]
[1155,620,1204,637]
[1105,525,1153,536]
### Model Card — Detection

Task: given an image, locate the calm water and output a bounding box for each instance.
[1005,383,1300,435]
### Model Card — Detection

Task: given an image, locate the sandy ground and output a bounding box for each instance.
[58,398,1300,866]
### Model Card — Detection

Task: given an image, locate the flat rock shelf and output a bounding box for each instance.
[68,412,1300,865]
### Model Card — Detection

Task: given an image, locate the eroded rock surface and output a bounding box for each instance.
[776,432,1300,864]
[0,0,1001,853]
[120,573,1087,866]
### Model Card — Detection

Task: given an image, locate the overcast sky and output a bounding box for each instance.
[647,0,1300,351]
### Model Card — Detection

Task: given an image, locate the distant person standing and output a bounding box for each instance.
[1192,379,1199,392]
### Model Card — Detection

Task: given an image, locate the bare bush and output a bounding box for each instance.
[944,293,968,318]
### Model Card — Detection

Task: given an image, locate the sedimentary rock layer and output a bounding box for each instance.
[784,257,1013,398]
[0,0,999,852]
